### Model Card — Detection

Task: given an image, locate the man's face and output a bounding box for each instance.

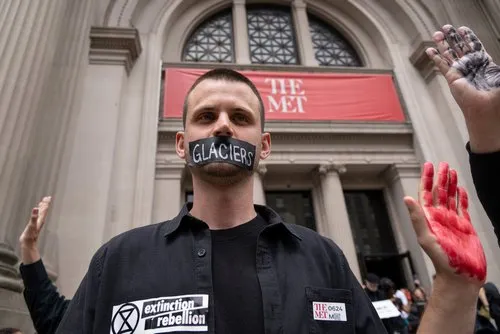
[365,281,378,292]
[176,79,271,185]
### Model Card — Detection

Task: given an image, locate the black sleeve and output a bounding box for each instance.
[20,259,70,334]
[467,143,500,246]
[55,245,107,334]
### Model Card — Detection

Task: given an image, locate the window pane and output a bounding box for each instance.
[247,7,299,65]
[308,15,362,66]
[182,10,234,63]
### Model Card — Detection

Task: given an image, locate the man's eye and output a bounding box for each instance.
[198,113,215,121]
[233,114,249,123]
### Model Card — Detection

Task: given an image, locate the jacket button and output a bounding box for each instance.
[197,248,206,257]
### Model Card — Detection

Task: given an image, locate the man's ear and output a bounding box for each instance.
[260,132,271,160]
[176,132,186,159]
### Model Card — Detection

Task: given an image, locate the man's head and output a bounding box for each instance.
[365,273,380,292]
[379,277,396,299]
[182,68,265,132]
[176,68,271,185]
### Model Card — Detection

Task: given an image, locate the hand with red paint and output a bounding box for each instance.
[426,25,500,153]
[405,162,486,333]
[19,196,52,265]
[405,162,486,284]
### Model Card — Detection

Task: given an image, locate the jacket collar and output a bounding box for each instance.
[161,202,302,241]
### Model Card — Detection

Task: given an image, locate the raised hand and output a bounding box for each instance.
[426,25,500,153]
[404,162,486,285]
[19,196,52,264]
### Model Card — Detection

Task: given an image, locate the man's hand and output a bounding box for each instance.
[404,162,486,333]
[426,24,500,153]
[19,196,52,264]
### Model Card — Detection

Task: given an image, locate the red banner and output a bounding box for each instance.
[163,68,406,122]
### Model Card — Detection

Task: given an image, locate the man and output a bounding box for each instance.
[54,70,485,333]
[57,68,391,333]
[364,273,382,302]
[18,196,70,334]
[33,24,481,333]
[425,24,500,243]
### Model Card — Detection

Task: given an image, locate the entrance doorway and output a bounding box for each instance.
[344,190,412,289]
[265,191,317,231]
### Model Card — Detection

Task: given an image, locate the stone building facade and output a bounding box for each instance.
[1,0,500,330]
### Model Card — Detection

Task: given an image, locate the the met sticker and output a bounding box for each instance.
[110,294,209,334]
[313,302,347,322]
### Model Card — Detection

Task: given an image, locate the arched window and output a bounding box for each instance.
[180,7,362,67]
[182,10,234,63]
[246,6,299,65]
[308,15,362,67]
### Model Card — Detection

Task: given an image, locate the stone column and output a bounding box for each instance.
[55,26,141,296]
[153,166,184,223]
[253,165,267,205]
[232,0,251,64]
[311,176,327,236]
[318,164,361,280]
[0,0,95,330]
[0,0,66,294]
[384,164,433,289]
[291,0,318,66]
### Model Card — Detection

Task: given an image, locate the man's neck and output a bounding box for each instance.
[189,176,257,230]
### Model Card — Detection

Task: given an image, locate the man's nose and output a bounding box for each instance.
[213,113,233,137]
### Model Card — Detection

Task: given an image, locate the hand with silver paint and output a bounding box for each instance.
[426,24,500,153]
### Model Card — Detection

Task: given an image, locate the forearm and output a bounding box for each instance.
[466,120,500,153]
[21,245,41,264]
[417,276,479,334]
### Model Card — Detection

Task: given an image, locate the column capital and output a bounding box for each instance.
[384,163,421,185]
[318,163,347,175]
[409,40,439,82]
[256,164,267,176]
[89,26,142,75]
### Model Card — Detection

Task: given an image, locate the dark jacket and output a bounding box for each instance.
[55,203,386,333]
[20,260,70,334]
[468,144,500,245]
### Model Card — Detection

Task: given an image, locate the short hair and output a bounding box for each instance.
[0,328,21,334]
[182,68,265,131]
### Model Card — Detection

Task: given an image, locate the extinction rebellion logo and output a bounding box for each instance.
[111,294,209,333]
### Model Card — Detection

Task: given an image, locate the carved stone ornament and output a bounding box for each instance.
[318,163,347,175]
[89,26,142,74]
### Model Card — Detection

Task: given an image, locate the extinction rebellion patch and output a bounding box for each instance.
[110,294,209,333]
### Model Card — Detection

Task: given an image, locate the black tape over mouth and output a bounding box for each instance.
[188,136,256,171]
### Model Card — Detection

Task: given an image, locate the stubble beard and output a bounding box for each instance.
[191,162,253,186]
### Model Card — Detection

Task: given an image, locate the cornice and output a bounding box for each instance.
[409,40,439,82]
[89,26,142,74]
